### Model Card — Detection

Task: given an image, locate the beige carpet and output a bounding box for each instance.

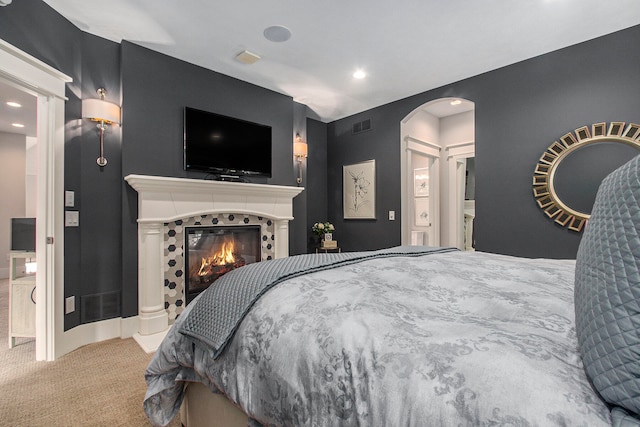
[0,278,182,426]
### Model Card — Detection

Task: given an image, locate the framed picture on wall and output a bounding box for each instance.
[415,197,430,226]
[343,160,376,219]
[414,167,429,197]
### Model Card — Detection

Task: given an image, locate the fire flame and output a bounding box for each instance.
[198,240,236,276]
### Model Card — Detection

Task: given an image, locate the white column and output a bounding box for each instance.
[274,219,290,259]
[137,222,168,337]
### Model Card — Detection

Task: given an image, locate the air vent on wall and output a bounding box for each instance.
[352,118,372,134]
[80,291,121,323]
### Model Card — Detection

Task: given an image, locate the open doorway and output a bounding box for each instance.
[0,80,38,352]
[0,39,71,360]
[400,98,475,249]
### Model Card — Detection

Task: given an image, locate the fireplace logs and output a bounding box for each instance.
[184,225,261,302]
[189,255,246,291]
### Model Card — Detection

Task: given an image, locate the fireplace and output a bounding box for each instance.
[164,213,275,320]
[184,225,260,304]
[125,174,303,352]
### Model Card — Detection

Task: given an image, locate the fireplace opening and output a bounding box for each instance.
[184,225,261,304]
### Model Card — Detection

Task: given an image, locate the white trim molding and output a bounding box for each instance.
[0,38,72,361]
[125,174,303,352]
[405,136,441,158]
[445,140,475,159]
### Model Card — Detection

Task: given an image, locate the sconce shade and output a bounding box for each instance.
[82,98,121,125]
[294,140,308,158]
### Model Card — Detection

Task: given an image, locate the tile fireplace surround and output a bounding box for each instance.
[125,174,304,352]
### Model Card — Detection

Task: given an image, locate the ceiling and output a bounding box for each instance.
[0,80,37,137]
[2,1,640,132]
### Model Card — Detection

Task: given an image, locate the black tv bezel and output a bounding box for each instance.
[11,217,36,252]
[183,107,272,178]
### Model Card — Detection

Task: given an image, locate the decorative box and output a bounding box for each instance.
[321,239,337,249]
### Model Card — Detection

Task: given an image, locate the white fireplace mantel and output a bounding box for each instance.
[125,174,304,352]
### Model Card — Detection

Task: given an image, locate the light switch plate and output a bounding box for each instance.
[65,190,75,207]
[65,296,75,314]
[389,210,395,221]
[65,211,79,227]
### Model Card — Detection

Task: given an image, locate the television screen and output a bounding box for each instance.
[11,218,36,251]
[184,107,272,177]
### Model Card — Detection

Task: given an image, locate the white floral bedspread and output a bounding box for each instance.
[145,250,611,426]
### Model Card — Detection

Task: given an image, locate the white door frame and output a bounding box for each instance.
[0,39,71,361]
[401,136,441,246]
[445,141,475,250]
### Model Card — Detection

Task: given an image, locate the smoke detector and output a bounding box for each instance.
[235,50,261,65]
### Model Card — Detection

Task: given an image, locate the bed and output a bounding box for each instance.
[144,156,640,426]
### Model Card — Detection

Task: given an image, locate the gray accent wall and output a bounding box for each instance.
[1,1,303,326]
[290,102,308,256]
[306,118,329,251]
[327,25,640,259]
[119,41,298,317]
[0,0,123,330]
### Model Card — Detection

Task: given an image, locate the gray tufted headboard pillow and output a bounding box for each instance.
[575,154,640,420]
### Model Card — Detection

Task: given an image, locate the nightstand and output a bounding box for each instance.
[315,247,341,253]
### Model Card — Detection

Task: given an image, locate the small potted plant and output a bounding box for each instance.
[312,222,336,248]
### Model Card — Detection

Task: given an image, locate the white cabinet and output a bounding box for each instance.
[8,251,36,348]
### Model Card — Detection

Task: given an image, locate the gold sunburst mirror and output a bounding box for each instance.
[533,121,640,232]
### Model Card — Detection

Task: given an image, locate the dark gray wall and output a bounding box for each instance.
[1,1,306,325]
[328,24,640,259]
[306,118,329,251]
[120,41,299,316]
[0,0,123,329]
[74,33,123,325]
[120,41,295,183]
[328,107,403,252]
[290,102,308,256]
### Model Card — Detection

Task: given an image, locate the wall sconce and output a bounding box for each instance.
[293,133,308,185]
[82,88,121,167]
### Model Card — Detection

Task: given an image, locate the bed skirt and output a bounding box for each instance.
[180,382,248,427]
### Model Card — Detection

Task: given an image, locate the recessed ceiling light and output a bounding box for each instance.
[7,101,22,107]
[264,25,291,42]
[12,123,25,128]
[450,99,462,106]
[353,69,366,79]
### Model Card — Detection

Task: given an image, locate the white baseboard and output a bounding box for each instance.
[120,315,139,339]
[133,329,169,353]
[57,317,122,357]
[56,315,143,358]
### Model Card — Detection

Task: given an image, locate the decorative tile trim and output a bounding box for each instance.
[163,213,275,322]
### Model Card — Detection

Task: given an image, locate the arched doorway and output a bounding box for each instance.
[400,98,475,249]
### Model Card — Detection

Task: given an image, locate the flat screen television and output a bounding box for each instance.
[184,107,272,178]
[11,218,36,251]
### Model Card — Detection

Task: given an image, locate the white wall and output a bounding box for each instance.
[440,111,475,145]
[25,136,37,217]
[403,109,439,143]
[440,110,475,246]
[0,132,27,278]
